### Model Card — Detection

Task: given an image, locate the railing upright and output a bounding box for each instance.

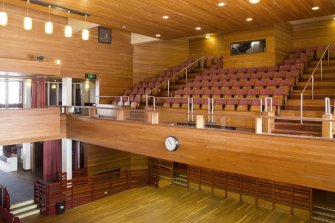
[145,56,205,109]
[300,43,331,123]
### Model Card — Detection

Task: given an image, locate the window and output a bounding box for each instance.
[230,39,266,55]
[0,80,23,108]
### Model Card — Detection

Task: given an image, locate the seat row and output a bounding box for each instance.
[0,206,20,223]
[181,79,293,91]
[162,97,279,111]
[195,70,299,82]
[202,64,302,76]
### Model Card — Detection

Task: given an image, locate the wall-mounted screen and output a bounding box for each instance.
[230,39,266,55]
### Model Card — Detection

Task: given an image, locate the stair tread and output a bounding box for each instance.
[271,129,322,136]
[16,208,40,219]
[11,204,38,213]
[11,200,34,209]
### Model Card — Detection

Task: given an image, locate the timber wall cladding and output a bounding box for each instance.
[0,4,133,96]
[293,20,335,49]
[66,116,335,192]
[189,26,276,68]
[0,108,60,145]
[133,39,189,84]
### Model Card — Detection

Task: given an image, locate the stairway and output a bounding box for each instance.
[11,199,40,219]
[312,205,335,223]
[172,174,188,187]
[272,59,335,137]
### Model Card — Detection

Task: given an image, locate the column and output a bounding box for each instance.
[62,78,72,106]
[62,139,72,180]
[22,143,32,170]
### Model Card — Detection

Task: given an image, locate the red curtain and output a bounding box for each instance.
[31,77,46,108]
[43,140,62,181]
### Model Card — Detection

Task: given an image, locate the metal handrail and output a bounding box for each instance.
[145,56,205,108]
[300,43,331,123]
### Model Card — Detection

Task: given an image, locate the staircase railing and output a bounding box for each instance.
[145,56,205,108]
[300,43,331,123]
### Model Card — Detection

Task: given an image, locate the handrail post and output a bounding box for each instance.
[186,68,188,84]
[328,46,330,67]
[201,57,204,72]
[187,97,190,122]
[321,57,323,81]
[300,93,303,124]
[191,98,194,122]
[153,97,156,112]
[167,80,170,97]
[145,94,148,109]
[312,75,314,100]
[211,98,214,123]
[264,97,268,112]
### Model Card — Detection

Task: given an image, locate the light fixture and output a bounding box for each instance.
[333,17,335,20]
[155,34,161,37]
[205,34,211,39]
[249,0,261,4]
[312,6,319,10]
[51,84,57,89]
[82,14,89,40]
[45,5,53,34]
[23,0,32,30]
[246,17,253,22]
[162,15,169,19]
[64,10,72,37]
[218,2,225,7]
[121,25,127,29]
[195,27,202,30]
[0,0,8,26]
[55,59,61,65]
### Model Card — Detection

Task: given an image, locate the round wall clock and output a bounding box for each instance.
[165,136,179,151]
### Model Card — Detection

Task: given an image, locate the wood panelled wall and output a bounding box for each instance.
[274,23,293,65]
[85,144,148,175]
[0,108,60,145]
[67,116,335,192]
[293,19,335,49]
[0,4,133,96]
[189,26,276,68]
[133,39,189,84]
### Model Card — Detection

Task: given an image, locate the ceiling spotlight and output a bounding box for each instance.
[249,0,261,4]
[121,25,127,29]
[246,18,253,22]
[206,35,210,39]
[55,59,61,65]
[312,6,319,10]
[162,15,169,19]
[218,2,225,7]
[333,17,335,20]
[195,27,202,30]
[155,34,161,37]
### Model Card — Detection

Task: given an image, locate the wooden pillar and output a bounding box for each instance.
[322,114,333,139]
[255,117,263,134]
[116,110,125,121]
[147,111,159,124]
[262,111,275,134]
[88,107,97,117]
[196,115,205,129]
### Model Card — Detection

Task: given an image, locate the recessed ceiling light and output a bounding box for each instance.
[333,17,335,20]
[121,25,127,29]
[156,34,161,37]
[312,6,319,10]
[195,27,202,30]
[246,18,253,22]
[218,2,225,7]
[249,0,261,4]
[162,15,169,19]
[206,35,210,39]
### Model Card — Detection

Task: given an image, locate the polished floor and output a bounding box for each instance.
[23,185,315,223]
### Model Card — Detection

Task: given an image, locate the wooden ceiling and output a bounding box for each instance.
[7,0,335,39]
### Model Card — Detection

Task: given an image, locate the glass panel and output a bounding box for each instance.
[0,81,5,105]
[7,81,22,104]
[230,39,266,55]
[49,83,58,106]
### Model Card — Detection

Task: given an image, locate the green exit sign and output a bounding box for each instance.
[85,73,97,79]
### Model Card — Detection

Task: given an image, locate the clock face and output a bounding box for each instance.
[165,136,179,151]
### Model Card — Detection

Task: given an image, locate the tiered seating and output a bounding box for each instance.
[163,65,301,112]
[0,205,20,223]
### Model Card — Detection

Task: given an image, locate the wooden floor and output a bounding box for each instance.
[23,185,315,223]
